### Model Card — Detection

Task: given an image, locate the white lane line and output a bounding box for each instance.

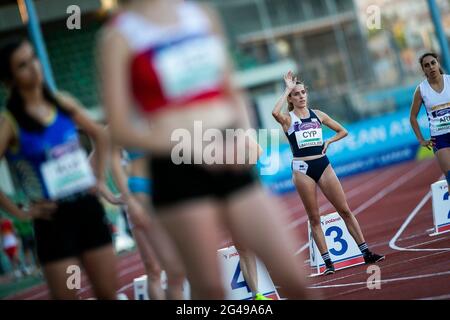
[287,165,400,229]
[418,294,450,300]
[389,191,450,252]
[295,161,432,255]
[295,242,310,255]
[352,160,431,216]
[309,270,450,289]
[405,237,450,249]
[311,251,448,286]
[117,282,135,293]
[398,232,430,242]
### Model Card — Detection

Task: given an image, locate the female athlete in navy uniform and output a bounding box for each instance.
[272,71,385,275]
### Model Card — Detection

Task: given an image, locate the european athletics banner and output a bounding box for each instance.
[257,107,432,194]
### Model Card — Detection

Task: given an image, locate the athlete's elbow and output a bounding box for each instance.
[271,110,279,119]
[341,129,348,138]
[93,125,109,146]
[109,125,127,146]
[409,114,418,125]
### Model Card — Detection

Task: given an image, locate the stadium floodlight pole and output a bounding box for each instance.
[427,0,450,73]
[23,0,57,92]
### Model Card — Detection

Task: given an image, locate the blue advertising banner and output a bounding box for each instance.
[257,108,432,194]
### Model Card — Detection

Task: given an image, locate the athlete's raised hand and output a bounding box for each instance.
[284,71,297,91]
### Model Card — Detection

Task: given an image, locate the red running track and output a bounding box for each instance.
[5,159,450,300]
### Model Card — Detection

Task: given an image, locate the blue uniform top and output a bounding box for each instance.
[4,107,92,200]
[127,150,146,161]
[121,149,150,194]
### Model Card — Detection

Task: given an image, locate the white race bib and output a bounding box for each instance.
[153,36,225,99]
[430,106,450,134]
[295,126,323,149]
[292,160,308,175]
[41,147,95,200]
[2,234,18,249]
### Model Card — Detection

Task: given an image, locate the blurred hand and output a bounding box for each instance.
[322,140,330,154]
[126,197,151,230]
[28,201,57,220]
[92,181,124,205]
[420,139,434,150]
[284,71,297,91]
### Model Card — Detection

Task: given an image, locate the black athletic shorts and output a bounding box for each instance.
[292,155,330,183]
[33,194,112,265]
[149,156,259,210]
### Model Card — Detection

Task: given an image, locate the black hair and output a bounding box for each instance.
[0,37,69,132]
[419,52,444,75]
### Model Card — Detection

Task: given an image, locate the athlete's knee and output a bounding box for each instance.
[309,215,321,227]
[163,257,186,284]
[166,269,186,288]
[143,261,162,279]
[147,270,162,282]
[235,245,249,256]
[93,284,117,300]
[446,170,450,186]
[338,208,353,219]
[191,281,225,300]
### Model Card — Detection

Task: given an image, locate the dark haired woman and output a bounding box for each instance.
[410,52,450,189]
[0,38,118,299]
[272,71,385,275]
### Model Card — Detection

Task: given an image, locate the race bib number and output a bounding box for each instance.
[295,122,323,148]
[431,106,450,133]
[153,35,225,100]
[40,145,95,200]
[292,160,308,175]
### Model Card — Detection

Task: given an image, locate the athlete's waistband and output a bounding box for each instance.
[292,154,326,162]
[128,176,152,194]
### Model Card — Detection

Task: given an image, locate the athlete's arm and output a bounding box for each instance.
[97,26,155,151]
[0,116,55,220]
[110,146,131,201]
[272,88,292,131]
[272,72,296,131]
[409,87,432,150]
[110,147,151,229]
[315,110,348,154]
[0,115,26,220]
[201,4,256,131]
[56,92,109,183]
[56,92,122,205]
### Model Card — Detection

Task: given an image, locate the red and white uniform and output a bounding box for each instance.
[112,1,227,114]
[1,219,18,260]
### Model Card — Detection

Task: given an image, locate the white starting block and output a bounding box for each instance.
[308,212,364,276]
[133,271,191,300]
[430,180,450,236]
[217,245,279,300]
[133,275,149,300]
